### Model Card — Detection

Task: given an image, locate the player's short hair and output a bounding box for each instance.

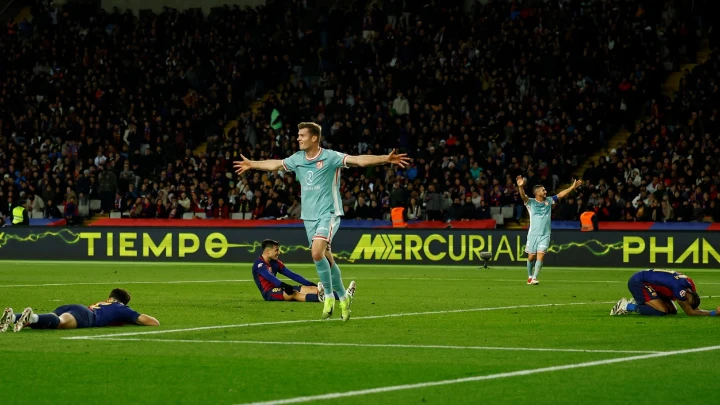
[262,239,280,250]
[532,185,544,195]
[298,122,322,140]
[109,288,131,305]
[687,290,701,309]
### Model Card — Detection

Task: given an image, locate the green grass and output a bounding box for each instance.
[1,262,719,404]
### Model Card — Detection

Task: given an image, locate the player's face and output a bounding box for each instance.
[535,187,547,198]
[297,129,316,151]
[269,245,280,260]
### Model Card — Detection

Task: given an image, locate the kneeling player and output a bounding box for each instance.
[254,239,355,302]
[1,288,160,332]
[610,269,719,316]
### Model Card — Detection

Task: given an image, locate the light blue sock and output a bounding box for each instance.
[330,262,347,300]
[533,261,543,279]
[526,261,535,278]
[314,259,333,297]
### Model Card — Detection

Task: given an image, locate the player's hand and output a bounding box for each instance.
[388,149,411,168]
[572,178,582,188]
[516,175,525,187]
[233,155,253,175]
[281,282,295,295]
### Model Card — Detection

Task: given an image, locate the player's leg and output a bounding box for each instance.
[663,298,678,315]
[325,215,354,322]
[263,288,286,302]
[532,252,545,284]
[292,285,338,302]
[311,238,335,319]
[525,235,536,284]
[531,235,550,284]
[14,307,63,332]
[57,313,79,329]
[525,235,537,284]
[613,278,667,316]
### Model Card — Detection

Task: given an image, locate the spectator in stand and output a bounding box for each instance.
[64,196,79,225]
[2,0,706,226]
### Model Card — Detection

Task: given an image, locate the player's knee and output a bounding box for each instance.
[311,250,325,261]
[282,292,296,301]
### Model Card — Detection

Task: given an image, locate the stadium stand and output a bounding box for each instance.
[0,0,716,227]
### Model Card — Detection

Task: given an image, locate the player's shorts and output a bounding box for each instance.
[525,234,550,254]
[262,286,302,301]
[53,304,96,328]
[627,274,664,304]
[304,215,341,247]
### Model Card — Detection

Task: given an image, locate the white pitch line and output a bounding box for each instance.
[3,260,720,272]
[62,301,613,340]
[87,338,660,354]
[379,278,625,283]
[5,277,720,287]
[236,345,720,405]
[0,279,252,288]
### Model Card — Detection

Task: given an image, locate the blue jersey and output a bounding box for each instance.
[281,148,348,220]
[634,269,697,301]
[88,300,141,327]
[252,257,314,294]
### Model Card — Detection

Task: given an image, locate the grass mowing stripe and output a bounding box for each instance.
[0,280,253,288]
[237,345,720,405]
[62,301,614,340]
[87,338,661,354]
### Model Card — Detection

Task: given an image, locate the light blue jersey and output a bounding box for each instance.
[282,148,348,220]
[526,196,555,236]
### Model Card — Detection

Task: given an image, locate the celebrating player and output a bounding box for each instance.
[0,288,159,332]
[516,176,581,285]
[235,122,409,321]
[253,238,356,302]
[610,268,719,316]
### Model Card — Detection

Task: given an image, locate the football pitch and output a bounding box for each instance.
[1,261,719,405]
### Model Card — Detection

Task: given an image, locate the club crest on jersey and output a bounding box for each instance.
[316,161,323,169]
[544,201,548,206]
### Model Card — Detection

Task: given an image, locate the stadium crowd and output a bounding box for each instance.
[0,0,715,225]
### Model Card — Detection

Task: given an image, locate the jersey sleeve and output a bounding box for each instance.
[282,152,302,172]
[119,305,141,323]
[547,196,556,205]
[257,263,283,287]
[327,150,349,169]
[278,265,315,286]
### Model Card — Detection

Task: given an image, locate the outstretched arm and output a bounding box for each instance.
[233,154,284,175]
[279,266,316,286]
[135,314,160,326]
[516,176,529,204]
[555,179,582,201]
[346,149,411,168]
[677,300,720,316]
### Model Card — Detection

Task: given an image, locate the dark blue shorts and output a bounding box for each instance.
[53,305,96,328]
[262,286,302,301]
[628,275,660,304]
[263,287,285,301]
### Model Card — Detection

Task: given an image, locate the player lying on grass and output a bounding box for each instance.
[0,288,160,332]
[610,269,719,316]
[254,239,356,302]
